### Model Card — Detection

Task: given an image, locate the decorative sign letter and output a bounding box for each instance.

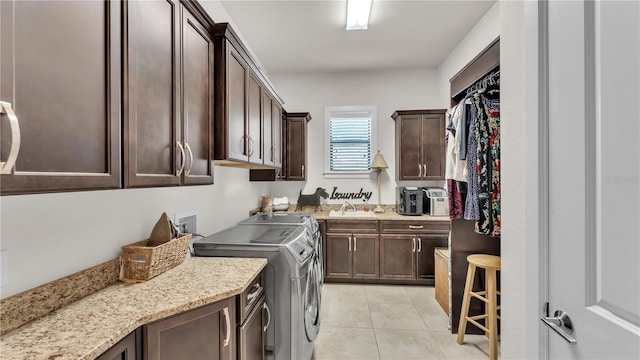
[329,187,372,202]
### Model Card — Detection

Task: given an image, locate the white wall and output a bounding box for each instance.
[437,1,501,105]
[0,1,271,299]
[0,167,269,298]
[268,69,444,207]
[500,1,545,359]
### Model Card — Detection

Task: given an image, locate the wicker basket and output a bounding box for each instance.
[120,233,192,283]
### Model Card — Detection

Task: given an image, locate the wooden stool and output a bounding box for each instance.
[457,254,501,360]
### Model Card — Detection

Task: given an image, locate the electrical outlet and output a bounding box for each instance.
[174,211,199,235]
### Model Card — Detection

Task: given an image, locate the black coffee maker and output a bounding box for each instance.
[396,187,424,216]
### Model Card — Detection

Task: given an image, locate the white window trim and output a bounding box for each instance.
[324,105,377,179]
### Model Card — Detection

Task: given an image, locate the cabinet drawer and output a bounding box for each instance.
[379,220,449,234]
[326,220,378,234]
[239,270,264,323]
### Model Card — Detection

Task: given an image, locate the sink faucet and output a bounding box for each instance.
[339,201,357,215]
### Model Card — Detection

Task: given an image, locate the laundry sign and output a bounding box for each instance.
[329,187,372,201]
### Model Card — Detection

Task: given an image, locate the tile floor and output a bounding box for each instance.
[313,283,496,360]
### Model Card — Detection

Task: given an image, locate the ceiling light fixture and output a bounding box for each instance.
[346,0,373,30]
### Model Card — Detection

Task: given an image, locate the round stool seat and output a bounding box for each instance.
[467,254,501,270]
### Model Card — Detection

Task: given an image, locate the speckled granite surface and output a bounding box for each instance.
[0,257,267,360]
[265,205,450,222]
[0,258,121,336]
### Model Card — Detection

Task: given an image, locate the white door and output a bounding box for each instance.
[545,0,639,358]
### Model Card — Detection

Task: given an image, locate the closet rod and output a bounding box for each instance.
[451,64,500,102]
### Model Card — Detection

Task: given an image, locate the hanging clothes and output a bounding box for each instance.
[445,103,467,220]
[445,103,468,182]
[463,97,480,221]
[473,91,501,236]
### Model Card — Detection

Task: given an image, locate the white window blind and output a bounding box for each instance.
[324,106,377,178]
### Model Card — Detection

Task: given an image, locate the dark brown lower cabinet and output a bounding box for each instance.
[325,233,378,280]
[379,235,417,280]
[96,329,141,360]
[144,298,236,360]
[416,233,448,280]
[323,219,449,284]
[238,296,267,360]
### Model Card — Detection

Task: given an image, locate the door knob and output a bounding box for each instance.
[541,310,577,344]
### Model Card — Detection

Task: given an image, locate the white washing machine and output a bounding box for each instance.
[193,224,321,360]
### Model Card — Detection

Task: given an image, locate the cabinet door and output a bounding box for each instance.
[262,91,273,166]
[325,233,352,279]
[286,118,306,180]
[96,329,141,360]
[420,113,445,180]
[397,115,423,180]
[352,234,379,279]
[181,8,213,185]
[416,233,448,280]
[226,46,248,161]
[379,235,416,280]
[0,0,121,194]
[247,74,262,164]
[125,0,181,187]
[145,298,236,360]
[272,104,283,169]
[238,296,266,360]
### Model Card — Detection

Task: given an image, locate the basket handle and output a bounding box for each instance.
[129,254,147,262]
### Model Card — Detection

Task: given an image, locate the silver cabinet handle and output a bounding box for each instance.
[301,164,305,174]
[176,141,186,176]
[0,101,21,175]
[184,142,193,176]
[223,306,231,347]
[241,134,248,156]
[418,238,422,252]
[246,283,262,302]
[348,236,352,251]
[418,164,422,177]
[263,302,271,332]
[422,164,427,178]
[541,310,577,344]
[248,135,255,157]
[408,225,424,229]
[412,237,416,253]
[354,237,357,251]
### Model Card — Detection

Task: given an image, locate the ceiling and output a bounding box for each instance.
[219,0,496,75]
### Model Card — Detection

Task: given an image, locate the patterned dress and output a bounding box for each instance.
[463,101,480,221]
[473,93,501,236]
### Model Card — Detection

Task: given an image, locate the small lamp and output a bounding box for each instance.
[370,150,388,213]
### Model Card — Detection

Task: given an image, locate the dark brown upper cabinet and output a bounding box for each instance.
[213,23,284,169]
[285,112,311,181]
[262,90,284,169]
[247,73,263,164]
[392,109,446,181]
[272,103,283,169]
[125,0,214,188]
[0,0,122,195]
[249,109,306,182]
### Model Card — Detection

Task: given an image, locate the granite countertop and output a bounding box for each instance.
[276,206,450,222]
[0,257,267,360]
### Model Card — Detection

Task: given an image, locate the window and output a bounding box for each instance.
[324,105,377,178]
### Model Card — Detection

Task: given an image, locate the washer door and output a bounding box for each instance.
[303,257,321,342]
